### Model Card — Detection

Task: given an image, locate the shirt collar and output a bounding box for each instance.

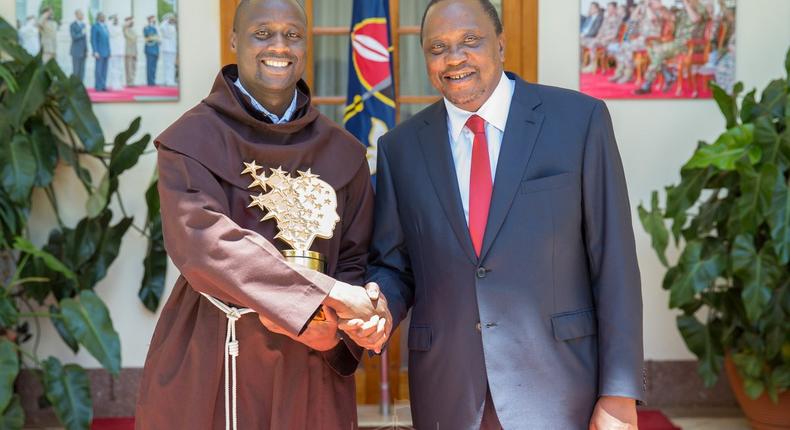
[444,72,515,141]
[233,78,298,124]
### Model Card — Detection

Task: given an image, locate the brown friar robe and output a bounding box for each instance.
[135,65,373,430]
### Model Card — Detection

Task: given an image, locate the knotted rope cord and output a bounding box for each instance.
[200,293,255,430]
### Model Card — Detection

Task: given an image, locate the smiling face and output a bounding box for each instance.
[421,0,505,112]
[231,0,307,104]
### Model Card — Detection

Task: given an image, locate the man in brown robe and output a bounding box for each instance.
[135,1,388,428]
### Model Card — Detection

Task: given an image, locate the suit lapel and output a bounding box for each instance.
[480,77,544,260]
[418,103,478,264]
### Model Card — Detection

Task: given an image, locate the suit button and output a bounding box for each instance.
[476,267,487,278]
[476,322,481,332]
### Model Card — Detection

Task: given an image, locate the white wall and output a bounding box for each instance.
[2,0,789,368]
[539,0,790,360]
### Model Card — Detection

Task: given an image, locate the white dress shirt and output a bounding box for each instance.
[444,72,515,223]
[234,78,298,124]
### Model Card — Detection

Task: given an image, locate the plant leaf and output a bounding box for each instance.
[0,295,18,328]
[0,394,24,430]
[677,315,722,386]
[13,237,77,282]
[744,377,765,399]
[741,90,757,124]
[53,75,104,153]
[684,125,759,171]
[638,191,669,266]
[755,79,786,120]
[50,305,79,354]
[40,357,92,430]
[4,59,49,128]
[60,291,121,375]
[768,174,790,264]
[28,120,59,188]
[86,172,111,219]
[139,178,167,312]
[711,82,738,129]
[0,134,37,204]
[741,250,782,322]
[0,339,19,412]
[669,241,726,308]
[734,163,778,231]
[109,117,141,161]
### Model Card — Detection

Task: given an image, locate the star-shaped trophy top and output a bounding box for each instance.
[241,162,340,251]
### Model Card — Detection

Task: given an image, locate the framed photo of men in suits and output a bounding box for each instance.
[14,0,180,102]
[579,0,736,99]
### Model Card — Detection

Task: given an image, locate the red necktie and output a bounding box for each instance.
[466,114,492,257]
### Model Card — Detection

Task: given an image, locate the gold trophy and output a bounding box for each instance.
[241,161,340,320]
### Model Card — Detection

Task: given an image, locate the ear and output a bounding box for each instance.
[497,32,506,63]
[230,32,238,54]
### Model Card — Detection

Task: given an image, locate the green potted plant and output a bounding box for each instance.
[0,18,167,430]
[639,48,790,429]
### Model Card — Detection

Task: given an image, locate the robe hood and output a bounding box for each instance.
[155,64,367,191]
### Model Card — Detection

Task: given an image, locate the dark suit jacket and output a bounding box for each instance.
[368,73,644,429]
[90,23,110,58]
[70,21,87,57]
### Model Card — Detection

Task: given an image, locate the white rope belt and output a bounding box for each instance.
[201,293,255,430]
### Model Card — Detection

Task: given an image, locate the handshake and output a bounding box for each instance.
[259,281,392,353]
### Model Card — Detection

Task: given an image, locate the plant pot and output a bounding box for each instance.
[725,355,790,429]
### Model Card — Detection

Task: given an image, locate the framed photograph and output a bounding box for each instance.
[579,0,736,99]
[15,0,179,102]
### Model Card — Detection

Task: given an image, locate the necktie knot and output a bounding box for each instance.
[466,114,486,135]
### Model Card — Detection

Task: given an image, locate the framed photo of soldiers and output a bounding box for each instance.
[15,0,180,102]
[579,0,736,99]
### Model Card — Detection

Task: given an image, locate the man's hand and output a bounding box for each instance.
[589,396,638,430]
[338,283,392,353]
[323,281,387,322]
[259,308,340,352]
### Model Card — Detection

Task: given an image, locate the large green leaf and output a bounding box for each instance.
[638,191,669,266]
[60,291,121,374]
[669,241,726,308]
[734,163,778,231]
[109,117,141,160]
[0,339,19,412]
[684,125,760,171]
[13,237,77,282]
[50,305,79,354]
[78,215,133,289]
[741,90,758,124]
[40,357,92,430]
[754,79,787,120]
[711,82,738,129]
[0,295,18,328]
[4,60,49,128]
[0,17,32,62]
[768,175,790,264]
[772,365,790,391]
[732,236,783,322]
[0,395,24,430]
[110,135,150,179]
[677,315,722,386]
[28,120,60,188]
[0,135,37,204]
[85,173,110,219]
[53,75,104,153]
[139,178,167,312]
[754,116,785,167]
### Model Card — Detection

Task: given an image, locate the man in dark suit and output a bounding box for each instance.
[91,12,110,91]
[70,9,87,82]
[143,15,160,86]
[358,0,644,428]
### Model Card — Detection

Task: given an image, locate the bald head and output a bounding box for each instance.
[233,0,306,32]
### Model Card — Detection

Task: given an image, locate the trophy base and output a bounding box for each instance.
[283,250,327,321]
[282,250,326,272]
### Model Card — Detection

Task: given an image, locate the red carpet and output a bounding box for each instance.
[90,410,680,429]
[87,86,179,103]
[580,69,713,100]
